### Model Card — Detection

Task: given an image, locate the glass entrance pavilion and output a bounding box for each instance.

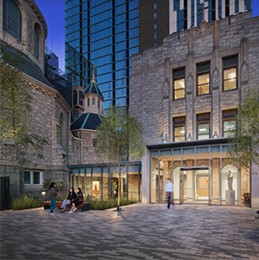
[148,139,250,205]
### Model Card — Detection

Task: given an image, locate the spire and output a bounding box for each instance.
[84,67,103,99]
[91,65,96,83]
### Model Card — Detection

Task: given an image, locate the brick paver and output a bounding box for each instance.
[0,204,259,259]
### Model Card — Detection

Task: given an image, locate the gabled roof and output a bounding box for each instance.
[71,113,103,130]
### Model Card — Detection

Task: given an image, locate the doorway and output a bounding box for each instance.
[179,167,210,204]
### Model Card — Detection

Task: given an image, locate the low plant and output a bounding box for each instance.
[89,198,137,210]
[11,196,42,210]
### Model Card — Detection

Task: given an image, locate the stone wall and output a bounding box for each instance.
[130,12,259,145]
[130,12,259,206]
[0,74,72,197]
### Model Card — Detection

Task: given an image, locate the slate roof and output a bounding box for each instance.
[71,113,103,130]
[0,40,72,106]
[0,40,51,85]
[84,79,104,99]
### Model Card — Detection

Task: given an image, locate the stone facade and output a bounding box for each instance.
[130,12,259,207]
[0,0,79,197]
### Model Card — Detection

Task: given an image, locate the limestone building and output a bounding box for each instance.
[0,0,80,197]
[130,11,259,208]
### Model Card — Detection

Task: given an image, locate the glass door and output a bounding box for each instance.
[195,170,209,200]
[180,168,210,204]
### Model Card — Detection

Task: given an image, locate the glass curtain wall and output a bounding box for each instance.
[70,164,141,201]
[150,144,250,205]
[65,0,139,111]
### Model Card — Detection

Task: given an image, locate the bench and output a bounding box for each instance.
[43,201,90,211]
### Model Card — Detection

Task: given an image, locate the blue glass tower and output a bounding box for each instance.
[65,0,139,112]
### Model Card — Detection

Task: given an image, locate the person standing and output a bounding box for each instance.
[48,182,58,215]
[165,178,174,209]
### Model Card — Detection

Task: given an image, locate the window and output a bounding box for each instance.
[92,97,95,105]
[197,113,210,140]
[223,55,238,91]
[173,116,186,142]
[34,24,40,59]
[223,109,237,137]
[24,171,43,185]
[173,68,185,100]
[197,62,210,96]
[3,0,22,41]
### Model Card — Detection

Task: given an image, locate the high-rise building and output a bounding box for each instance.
[65,0,139,111]
[65,0,252,112]
[169,0,252,33]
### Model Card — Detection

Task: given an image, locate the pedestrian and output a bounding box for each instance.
[47,182,58,215]
[165,178,174,209]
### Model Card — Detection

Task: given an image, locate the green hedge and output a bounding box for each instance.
[89,198,137,210]
[11,196,42,210]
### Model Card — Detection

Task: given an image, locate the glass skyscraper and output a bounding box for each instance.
[65,0,139,111]
[65,0,252,112]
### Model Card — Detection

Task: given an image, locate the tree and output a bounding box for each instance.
[0,49,48,165]
[229,92,259,169]
[95,106,144,210]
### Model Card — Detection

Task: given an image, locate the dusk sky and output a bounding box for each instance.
[34,0,259,72]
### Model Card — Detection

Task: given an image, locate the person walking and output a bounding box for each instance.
[165,178,174,209]
[48,182,58,215]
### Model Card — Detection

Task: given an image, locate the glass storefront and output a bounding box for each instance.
[69,163,142,202]
[150,143,250,205]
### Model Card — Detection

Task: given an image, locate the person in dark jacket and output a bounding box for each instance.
[48,182,58,215]
[60,187,77,212]
[71,187,84,213]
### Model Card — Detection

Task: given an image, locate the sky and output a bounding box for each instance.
[34,0,259,72]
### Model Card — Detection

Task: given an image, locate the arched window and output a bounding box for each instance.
[3,0,22,41]
[34,23,40,59]
[59,113,64,147]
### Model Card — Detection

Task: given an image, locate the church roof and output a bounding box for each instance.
[71,113,103,130]
[84,71,103,99]
[0,40,50,86]
[0,40,72,107]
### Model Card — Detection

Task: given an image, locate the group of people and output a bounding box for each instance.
[47,182,83,215]
[60,187,83,213]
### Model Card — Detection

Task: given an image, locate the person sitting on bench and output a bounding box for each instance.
[60,187,77,212]
[70,187,84,213]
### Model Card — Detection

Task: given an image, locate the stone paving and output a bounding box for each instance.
[0,204,259,260]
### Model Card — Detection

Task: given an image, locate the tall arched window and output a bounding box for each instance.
[59,113,64,147]
[34,23,40,59]
[3,0,22,41]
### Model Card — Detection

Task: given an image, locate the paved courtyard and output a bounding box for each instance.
[0,204,259,260]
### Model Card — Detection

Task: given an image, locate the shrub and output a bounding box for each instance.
[11,196,42,210]
[89,198,137,210]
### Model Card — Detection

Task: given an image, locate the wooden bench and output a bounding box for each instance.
[43,201,90,211]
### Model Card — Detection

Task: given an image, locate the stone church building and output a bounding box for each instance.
[0,0,101,197]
